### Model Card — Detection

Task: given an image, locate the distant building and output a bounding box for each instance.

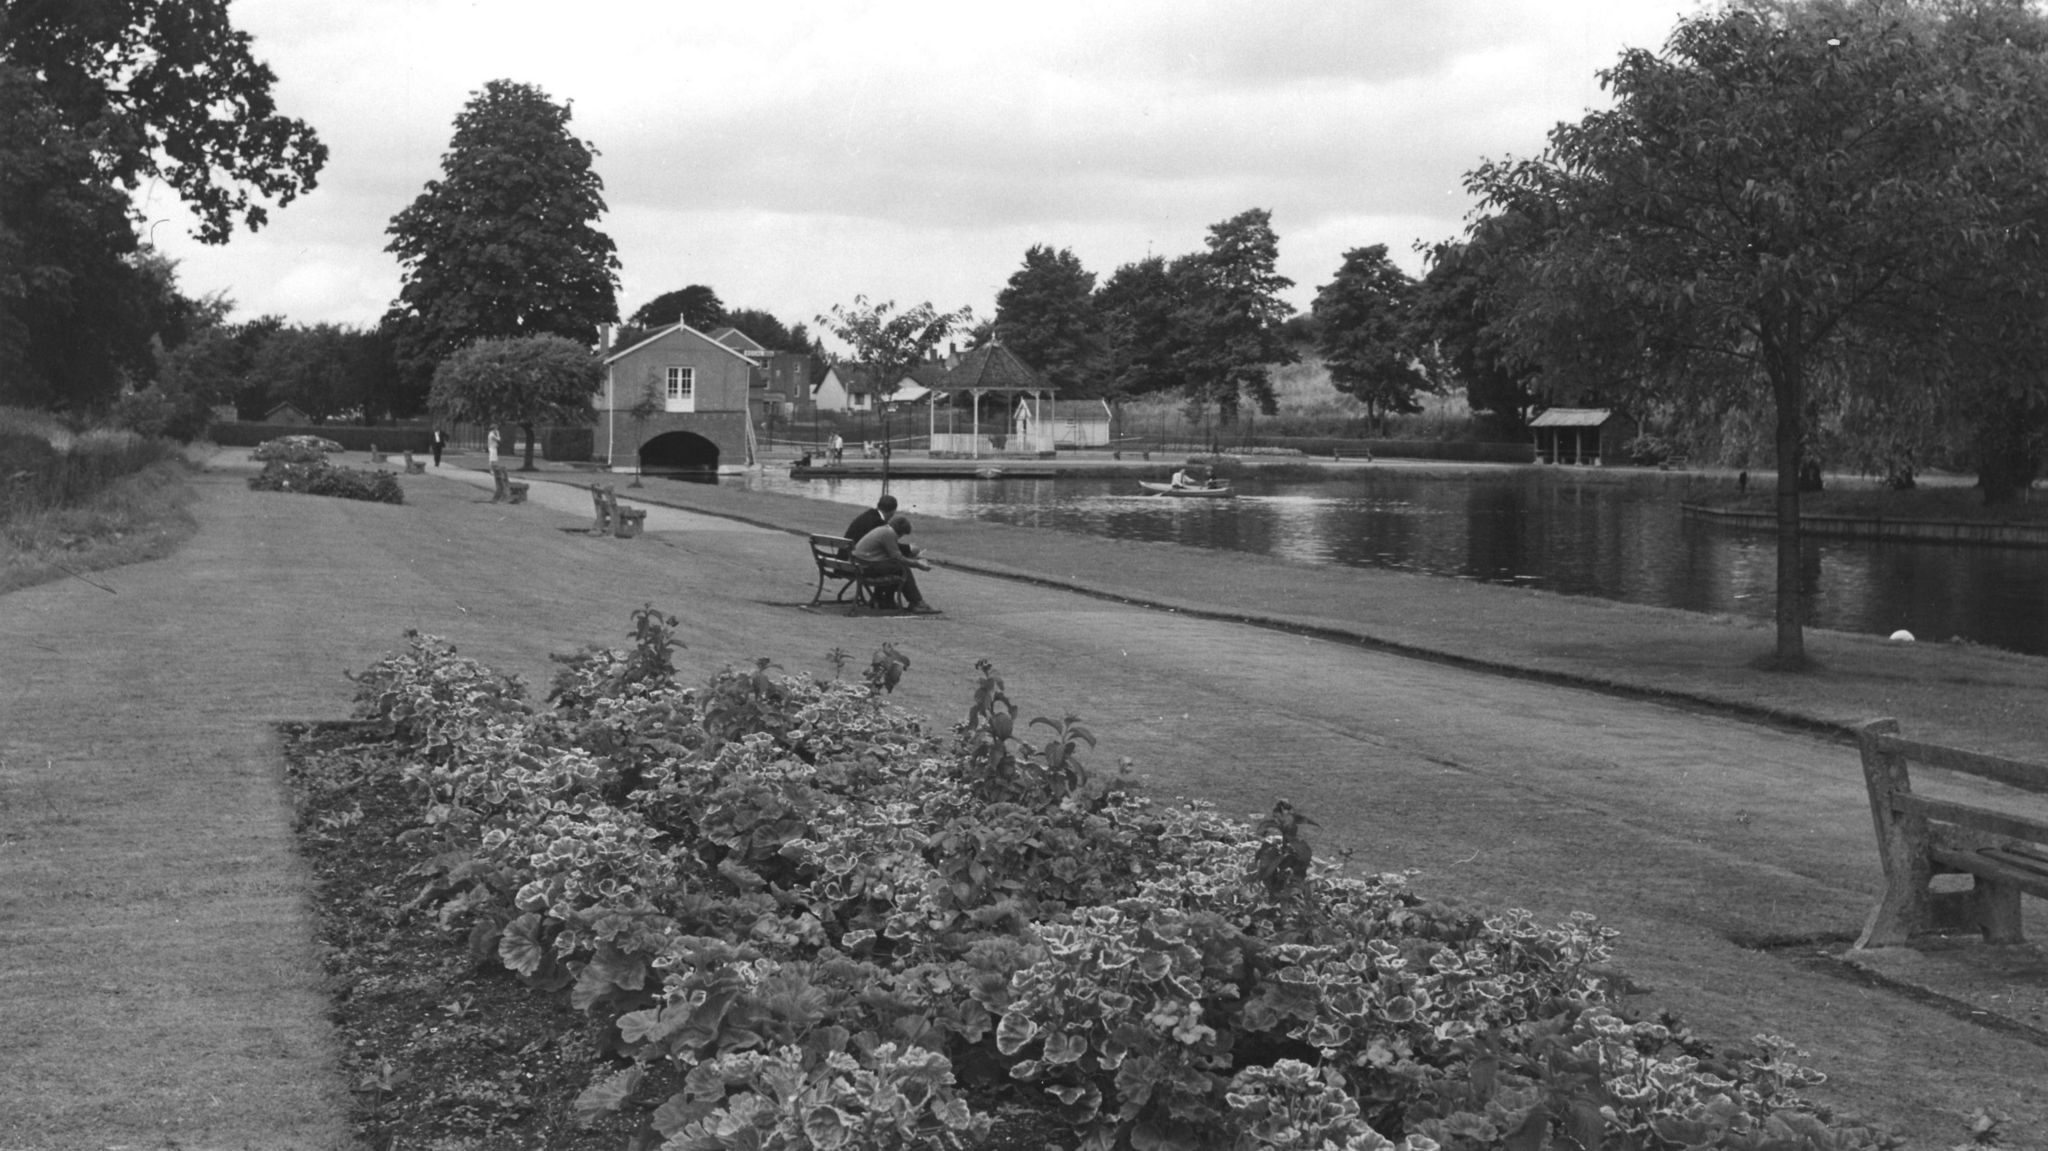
[264,402,310,426]
[1528,408,1636,465]
[596,322,757,472]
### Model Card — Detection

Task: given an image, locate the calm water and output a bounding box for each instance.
[722,470,2048,656]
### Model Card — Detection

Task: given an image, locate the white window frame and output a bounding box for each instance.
[665,366,695,412]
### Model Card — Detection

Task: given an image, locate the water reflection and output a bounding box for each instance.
[718,470,2047,655]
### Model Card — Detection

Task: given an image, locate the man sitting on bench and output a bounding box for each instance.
[843,493,898,546]
[852,515,935,613]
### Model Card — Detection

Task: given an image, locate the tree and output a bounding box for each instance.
[720,307,813,355]
[428,335,604,471]
[1312,245,1436,434]
[1464,1,2015,668]
[992,245,1101,396]
[249,323,399,425]
[1174,208,1297,420]
[386,80,618,394]
[628,285,724,331]
[1413,223,1545,436]
[817,296,972,486]
[2,0,326,244]
[1095,256,1184,400]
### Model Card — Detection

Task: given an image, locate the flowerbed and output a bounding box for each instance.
[295,608,1899,1150]
[248,437,402,504]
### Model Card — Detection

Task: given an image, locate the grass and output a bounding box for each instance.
[0,406,203,595]
[1696,482,2048,523]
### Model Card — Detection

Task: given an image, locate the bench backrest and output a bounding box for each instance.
[810,534,854,562]
[1859,717,2048,856]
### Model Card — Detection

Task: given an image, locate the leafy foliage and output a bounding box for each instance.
[385,80,619,393]
[993,246,1103,398]
[325,612,1896,1151]
[1174,208,1298,422]
[1312,246,1437,435]
[428,333,604,470]
[246,454,403,504]
[818,297,975,414]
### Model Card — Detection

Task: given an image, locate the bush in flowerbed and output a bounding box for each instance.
[250,433,346,462]
[247,443,404,504]
[333,607,1897,1151]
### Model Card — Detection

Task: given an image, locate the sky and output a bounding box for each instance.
[137,1,1698,350]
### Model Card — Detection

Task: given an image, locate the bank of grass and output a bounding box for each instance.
[1697,480,2048,523]
[0,407,203,594]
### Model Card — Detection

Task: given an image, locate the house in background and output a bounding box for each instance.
[596,322,757,472]
[263,402,310,426]
[1528,407,1637,465]
[812,363,875,413]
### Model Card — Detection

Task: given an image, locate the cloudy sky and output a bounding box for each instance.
[138,1,1697,347]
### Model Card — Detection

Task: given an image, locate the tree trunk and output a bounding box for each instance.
[521,422,537,471]
[1768,355,1808,669]
[1974,418,2041,506]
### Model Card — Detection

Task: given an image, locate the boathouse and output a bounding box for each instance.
[1529,407,1635,465]
[595,322,757,474]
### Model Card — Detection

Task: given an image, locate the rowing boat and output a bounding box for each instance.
[1139,481,1234,497]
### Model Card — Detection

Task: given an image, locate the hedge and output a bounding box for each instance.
[212,422,434,453]
[1275,436,1536,464]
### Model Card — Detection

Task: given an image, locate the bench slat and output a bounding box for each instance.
[1895,793,2048,852]
[1867,733,2048,795]
[1928,847,2048,897]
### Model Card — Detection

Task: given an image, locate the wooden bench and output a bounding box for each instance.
[1855,718,2048,947]
[807,534,904,608]
[490,467,529,504]
[589,483,615,533]
[612,492,646,538]
[403,450,425,474]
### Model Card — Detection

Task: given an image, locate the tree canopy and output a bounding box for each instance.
[1173,208,1297,420]
[992,245,1101,397]
[1094,255,1184,401]
[1312,245,1436,433]
[429,334,604,470]
[1463,0,2037,667]
[627,285,724,331]
[1,2,323,408]
[386,80,618,393]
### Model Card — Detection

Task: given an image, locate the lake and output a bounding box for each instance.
[715,469,2048,656]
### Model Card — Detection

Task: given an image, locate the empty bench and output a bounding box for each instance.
[403,450,426,474]
[1855,717,2048,947]
[490,466,529,504]
[807,534,904,609]
[587,482,644,538]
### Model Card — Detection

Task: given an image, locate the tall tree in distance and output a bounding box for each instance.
[386,80,618,392]
[992,245,1101,396]
[1095,255,1184,400]
[1175,208,1296,420]
[1413,222,1544,435]
[627,285,724,331]
[1312,244,1436,434]
[721,307,814,355]
[429,334,604,471]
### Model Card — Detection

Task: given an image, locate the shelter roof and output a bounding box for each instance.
[1528,407,1615,428]
[941,343,1051,393]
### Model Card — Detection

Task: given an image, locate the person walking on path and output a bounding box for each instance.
[431,426,447,467]
[486,426,500,468]
[852,515,935,612]
[843,493,898,545]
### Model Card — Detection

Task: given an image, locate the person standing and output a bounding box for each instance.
[486,426,500,468]
[431,426,447,467]
[829,431,844,464]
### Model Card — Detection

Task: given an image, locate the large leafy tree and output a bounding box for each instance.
[1174,208,1297,420]
[429,334,604,471]
[1312,245,1436,434]
[250,323,400,425]
[0,2,322,409]
[386,80,619,393]
[992,245,1101,396]
[721,307,814,355]
[817,296,972,485]
[1095,255,1184,400]
[628,285,724,331]
[1464,0,2017,668]
[1413,221,1545,435]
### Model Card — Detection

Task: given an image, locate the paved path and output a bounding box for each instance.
[2,457,2043,1149]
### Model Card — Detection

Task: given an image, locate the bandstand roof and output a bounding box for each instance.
[940,343,1052,395]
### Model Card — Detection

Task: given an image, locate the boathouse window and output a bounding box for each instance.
[665,367,695,412]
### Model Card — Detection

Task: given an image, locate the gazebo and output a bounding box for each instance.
[925,343,1058,458]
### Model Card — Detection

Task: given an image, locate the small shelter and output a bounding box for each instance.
[1529,407,1635,465]
[926,343,1057,458]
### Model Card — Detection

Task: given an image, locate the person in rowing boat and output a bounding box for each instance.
[1171,464,1213,490]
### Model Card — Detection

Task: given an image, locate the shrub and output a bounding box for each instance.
[250,435,345,463]
[247,458,403,503]
[338,616,1897,1151]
